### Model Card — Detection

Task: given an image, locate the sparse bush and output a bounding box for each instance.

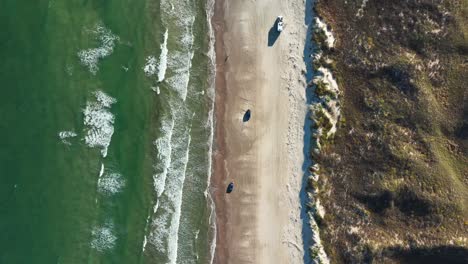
[314,80,336,98]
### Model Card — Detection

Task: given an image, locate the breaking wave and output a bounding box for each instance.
[58,130,77,145]
[144,56,158,76]
[153,118,175,199]
[158,29,169,82]
[166,50,193,101]
[78,24,119,75]
[142,0,215,262]
[148,102,193,263]
[161,0,195,101]
[83,90,116,158]
[91,223,117,252]
[98,171,125,195]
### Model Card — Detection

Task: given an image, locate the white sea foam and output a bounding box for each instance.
[78,24,119,75]
[148,104,192,264]
[91,223,117,252]
[150,213,169,251]
[94,90,117,107]
[83,91,116,157]
[158,29,169,82]
[150,129,191,263]
[98,172,125,195]
[142,235,148,251]
[58,130,77,145]
[166,50,194,101]
[151,86,161,94]
[143,56,158,76]
[142,214,152,252]
[153,118,175,198]
[153,200,160,214]
[99,163,105,177]
[160,0,195,101]
[167,131,191,263]
[145,1,199,261]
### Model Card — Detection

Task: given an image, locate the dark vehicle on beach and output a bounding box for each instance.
[226,182,234,193]
[243,109,251,122]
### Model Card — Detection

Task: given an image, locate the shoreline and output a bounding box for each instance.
[210,0,228,262]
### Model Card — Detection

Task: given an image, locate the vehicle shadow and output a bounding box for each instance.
[267,21,280,46]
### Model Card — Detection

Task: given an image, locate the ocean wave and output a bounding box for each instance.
[78,24,119,75]
[91,223,117,252]
[166,50,193,101]
[142,235,148,251]
[150,212,170,252]
[98,171,125,195]
[99,163,105,177]
[142,214,152,252]
[158,29,169,82]
[165,130,191,264]
[153,118,175,198]
[58,130,77,145]
[83,91,116,158]
[149,106,193,264]
[144,56,158,76]
[151,86,161,94]
[160,0,195,101]
[150,128,191,260]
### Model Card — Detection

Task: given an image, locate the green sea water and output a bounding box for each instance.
[0,0,214,263]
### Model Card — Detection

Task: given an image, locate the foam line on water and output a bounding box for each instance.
[142,235,148,251]
[82,91,116,158]
[148,107,193,264]
[167,128,192,264]
[160,0,196,101]
[98,171,125,195]
[166,49,194,101]
[153,118,175,199]
[142,214,152,252]
[158,29,169,82]
[58,130,77,145]
[149,124,191,251]
[99,163,105,177]
[91,222,117,252]
[97,163,105,191]
[144,56,158,76]
[78,24,119,75]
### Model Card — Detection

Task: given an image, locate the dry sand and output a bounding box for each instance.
[212,0,309,263]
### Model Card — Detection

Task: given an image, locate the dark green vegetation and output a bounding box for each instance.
[313,0,467,263]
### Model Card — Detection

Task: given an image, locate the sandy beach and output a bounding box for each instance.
[212,0,309,263]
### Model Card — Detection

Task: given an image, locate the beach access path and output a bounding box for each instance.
[212,0,309,263]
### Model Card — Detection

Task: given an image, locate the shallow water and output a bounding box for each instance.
[0,0,214,263]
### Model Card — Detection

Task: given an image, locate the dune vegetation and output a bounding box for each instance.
[310,0,468,263]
